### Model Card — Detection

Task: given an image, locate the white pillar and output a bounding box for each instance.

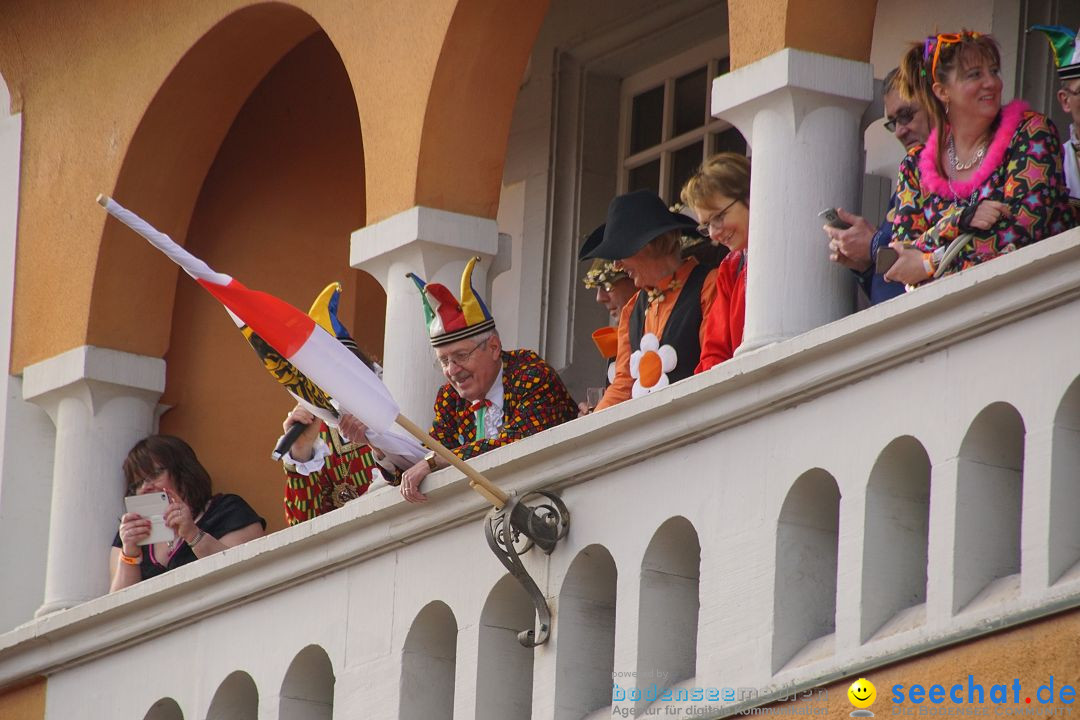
[711,49,873,353]
[23,346,165,615]
[351,207,498,426]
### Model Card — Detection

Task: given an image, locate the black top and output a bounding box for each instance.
[628,261,710,385]
[112,493,265,581]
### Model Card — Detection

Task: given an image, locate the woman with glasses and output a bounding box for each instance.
[681,152,751,373]
[580,190,718,410]
[884,31,1074,286]
[110,435,265,592]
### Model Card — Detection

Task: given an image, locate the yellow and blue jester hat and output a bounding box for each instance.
[1029,25,1080,81]
[407,256,496,347]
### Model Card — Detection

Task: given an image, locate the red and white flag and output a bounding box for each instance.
[98,195,399,433]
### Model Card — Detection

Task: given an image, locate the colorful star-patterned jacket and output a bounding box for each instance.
[429,349,577,460]
[890,100,1075,277]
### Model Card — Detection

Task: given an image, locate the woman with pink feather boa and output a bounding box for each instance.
[884,31,1075,287]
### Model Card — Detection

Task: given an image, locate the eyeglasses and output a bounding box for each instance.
[884,108,917,133]
[1061,85,1080,98]
[923,31,981,84]
[696,198,740,237]
[130,466,167,493]
[435,337,490,369]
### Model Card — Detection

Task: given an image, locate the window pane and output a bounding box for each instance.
[630,85,664,154]
[670,141,704,201]
[673,67,707,137]
[627,159,661,194]
[712,127,747,156]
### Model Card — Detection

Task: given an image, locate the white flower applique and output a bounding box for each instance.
[629,333,677,398]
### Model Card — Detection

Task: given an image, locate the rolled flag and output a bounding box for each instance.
[97,194,399,434]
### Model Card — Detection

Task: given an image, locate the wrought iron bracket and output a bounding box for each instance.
[484,490,570,647]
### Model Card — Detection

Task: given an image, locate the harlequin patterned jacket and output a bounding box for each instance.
[430,349,577,460]
[890,100,1075,278]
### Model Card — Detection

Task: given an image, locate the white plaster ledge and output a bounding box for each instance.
[350,206,499,267]
[2,229,1080,690]
[712,47,874,117]
[21,346,165,402]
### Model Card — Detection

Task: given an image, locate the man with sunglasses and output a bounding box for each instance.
[824,68,930,305]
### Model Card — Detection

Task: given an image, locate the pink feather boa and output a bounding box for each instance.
[918,99,1029,198]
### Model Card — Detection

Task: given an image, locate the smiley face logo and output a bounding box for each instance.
[848,677,876,709]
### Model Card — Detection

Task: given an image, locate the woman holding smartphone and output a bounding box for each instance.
[884,31,1074,285]
[110,435,265,592]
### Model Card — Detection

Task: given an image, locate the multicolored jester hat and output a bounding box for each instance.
[96,194,509,509]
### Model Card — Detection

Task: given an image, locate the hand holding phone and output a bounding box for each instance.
[819,208,852,230]
[123,492,176,546]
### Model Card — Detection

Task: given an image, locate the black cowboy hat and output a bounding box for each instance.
[581,190,698,261]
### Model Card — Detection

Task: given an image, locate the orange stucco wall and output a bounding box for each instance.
[728,0,877,69]
[157,31,380,532]
[765,608,1080,714]
[0,677,45,720]
[0,0,545,371]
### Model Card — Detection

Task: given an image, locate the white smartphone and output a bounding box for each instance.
[123,492,176,546]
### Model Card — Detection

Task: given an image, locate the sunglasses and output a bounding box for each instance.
[923,31,981,84]
[884,108,917,133]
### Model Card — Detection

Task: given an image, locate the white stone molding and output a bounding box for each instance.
[711,48,874,353]
[351,206,498,425]
[22,346,165,616]
[2,230,1080,716]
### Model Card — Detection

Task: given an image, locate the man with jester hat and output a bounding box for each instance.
[344,257,577,503]
[1030,24,1080,201]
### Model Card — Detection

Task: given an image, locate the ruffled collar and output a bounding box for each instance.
[918,99,1029,199]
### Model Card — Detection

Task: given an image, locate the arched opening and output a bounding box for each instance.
[555,544,617,719]
[400,600,457,720]
[954,403,1025,612]
[280,644,334,720]
[206,670,258,720]
[476,574,535,720]
[1050,376,1080,584]
[155,26,378,530]
[636,516,700,702]
[861,436,931,640]
[773,469,841,672]
[143,697,183,720]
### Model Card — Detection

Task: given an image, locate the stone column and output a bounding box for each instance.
[351,207,498,427]
[711,48,873,354]
[23,346,165,616]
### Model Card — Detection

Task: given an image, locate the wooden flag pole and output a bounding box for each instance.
[395,414,509,508]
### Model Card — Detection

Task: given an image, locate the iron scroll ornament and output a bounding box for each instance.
[484,490,570,647]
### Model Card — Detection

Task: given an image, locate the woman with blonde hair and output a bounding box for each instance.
[884,31,1074,285]
[681,152,751,373]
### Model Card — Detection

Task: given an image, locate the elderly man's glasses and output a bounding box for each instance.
[696,198,739,237]
[884,108,917,133]
[436,337,490,369]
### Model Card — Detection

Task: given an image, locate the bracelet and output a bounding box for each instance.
[187,530,206,548]
[922,252,935,278]
[120,550,142,566]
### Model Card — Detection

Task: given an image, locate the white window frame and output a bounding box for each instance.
[616,37,738,202]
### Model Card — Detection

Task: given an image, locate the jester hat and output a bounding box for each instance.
[407,257,496,347]
[1029,25,1080,81]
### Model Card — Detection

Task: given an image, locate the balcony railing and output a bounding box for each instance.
[2,228,1080,719]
